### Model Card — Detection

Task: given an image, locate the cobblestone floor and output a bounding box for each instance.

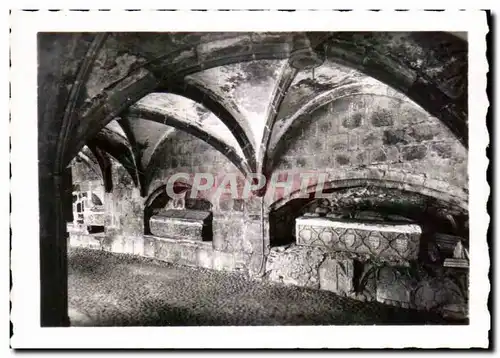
[68,247,458,326]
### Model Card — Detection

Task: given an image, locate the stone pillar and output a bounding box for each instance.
[62,167,74,223]
[39,170,70,327]
[36,32,100,327]
[247,197,270,278]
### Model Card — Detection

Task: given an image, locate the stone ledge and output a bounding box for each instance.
[146,234,213,248]
[68,232,249,274]
[296,216,422,233]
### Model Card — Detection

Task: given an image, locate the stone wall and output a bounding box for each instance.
[70,130,264,274]
[68,231,252,273]
[146,129,242,195]
[67,92,468,319]
[144,129,264,273]
[265,244,468,319]
[71,156,144,243]
[271,95,467,198]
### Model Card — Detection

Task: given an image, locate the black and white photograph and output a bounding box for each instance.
[9,9,490,349]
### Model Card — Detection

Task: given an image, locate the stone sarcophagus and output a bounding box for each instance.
[150,209,212,241]
[84,207,106,226]
[295,216,421,261]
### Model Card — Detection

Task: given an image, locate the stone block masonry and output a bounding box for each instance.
[272,94,468,196]
[318,257,355,296]
[67,227,251,273]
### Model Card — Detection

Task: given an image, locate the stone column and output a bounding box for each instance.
[39,170,71,326]
[247,197,270,278]
[36,32,100,327]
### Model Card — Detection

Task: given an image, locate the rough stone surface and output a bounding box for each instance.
[271,94,468,195]
[155,236,208,268]
[85,35,148,100]
[434,233,464,256]
[68,231,103,250]
[150,234,250,273]
[127,127,259,258]
[413,273,468,316]
[130,93,245,169]
[67,228,468,320]
[186,59,286,148]
[355,262,377,302]
[342,113,363,129]
[265,245,326,289]
[371,108,394,127]
[67,227,251,273]
[383,129,409,146]
[319,257,355,296]
[71,157,144,238]
[413,277,450,311]
[376,267,416,308]
[145,128,241,194]
[431,142,453,159]
[401,144,428,161]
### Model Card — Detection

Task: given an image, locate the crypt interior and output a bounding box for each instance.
[38,32,469,326]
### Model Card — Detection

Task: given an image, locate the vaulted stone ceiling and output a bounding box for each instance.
[62,31,468,197]
[185,59,287,156]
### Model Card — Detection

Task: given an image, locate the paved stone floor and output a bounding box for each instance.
[68,247,460,326]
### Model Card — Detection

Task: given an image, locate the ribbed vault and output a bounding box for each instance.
[86,122,139,187]
[57,31,467,202]
[37,30,470,327]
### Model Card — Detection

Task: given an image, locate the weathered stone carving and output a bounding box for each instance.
[413,277,449,311]
[354,262,377,302]
[319,257,355,296]
[265,245,325,289]
[413,270,468,320]
[376,267,415,308]
[295,216,421,260]
[149,209,213,241]
[433,233,469,268]
[72,190,106,226]
[84,210,106,226]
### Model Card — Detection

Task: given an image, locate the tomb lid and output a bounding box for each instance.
[443,258,469,268]
[154,209,212,222]
[295,216,422,233]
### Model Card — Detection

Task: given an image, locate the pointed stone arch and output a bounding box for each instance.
[87,127,140,187]
[157,81,257,172]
